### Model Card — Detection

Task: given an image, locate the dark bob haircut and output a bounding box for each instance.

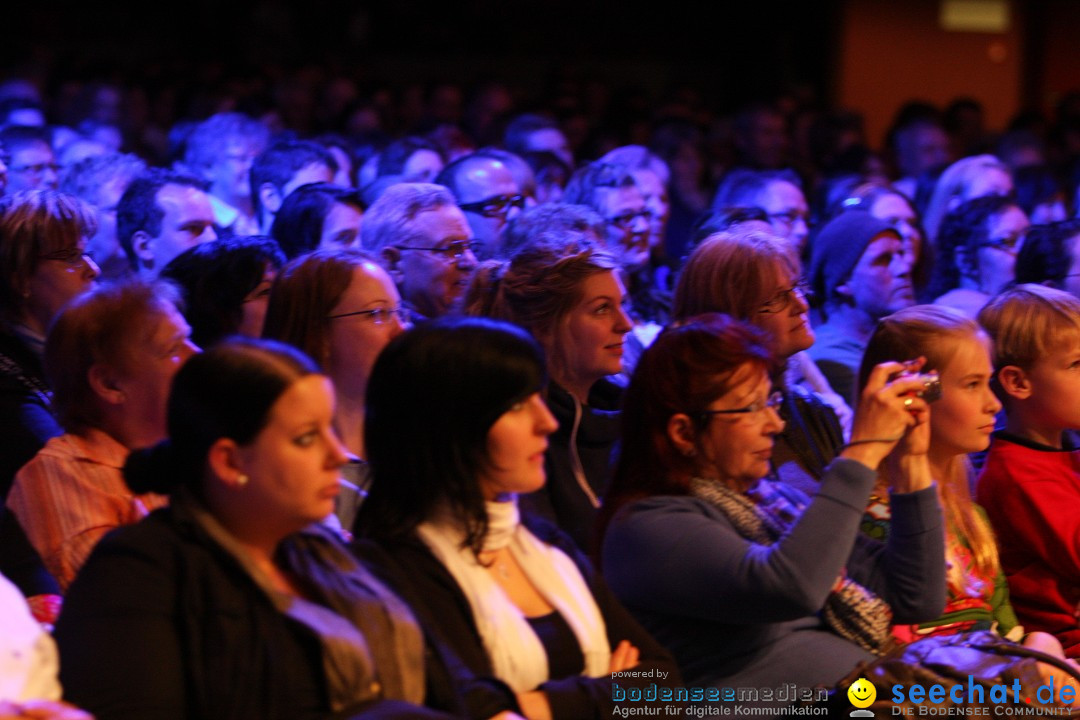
[160,235,285,348]
[1014,218,1080,288]
[357,316,547,556]
[270,182,364,259]
[124,337,319,497]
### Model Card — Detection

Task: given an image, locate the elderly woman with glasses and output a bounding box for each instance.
[262,249,409,532]
[599,313,945,702]
[930,195,1030,319]
[0,190,99,609]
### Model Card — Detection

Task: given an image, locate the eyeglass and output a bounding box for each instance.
[11,162,59,176]
[767,210,808,228]
[458,194,526,218]
[39,247,91,266]
[396,240,481,261]
[759,281,812,314]
[327,306,413,324]
[978,233,1025,255]
[698,391,784,420]
[607,209,653,229]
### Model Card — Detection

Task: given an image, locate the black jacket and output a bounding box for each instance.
[353,513,680,720]
[55,500,480,720]
[522,378,624,554]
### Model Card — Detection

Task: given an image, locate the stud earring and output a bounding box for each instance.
[236,474,249,487]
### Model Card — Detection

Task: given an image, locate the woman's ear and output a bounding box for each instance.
[207,437,248,490]
[997,365,1031,400]
[87,364,125,405]
[666,413,698,458]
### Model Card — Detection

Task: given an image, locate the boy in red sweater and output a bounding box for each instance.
[977,283,1080,657]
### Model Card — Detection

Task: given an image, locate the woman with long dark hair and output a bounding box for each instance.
[356,317,677,720]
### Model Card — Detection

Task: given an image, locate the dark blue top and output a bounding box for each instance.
[601,458,946,689]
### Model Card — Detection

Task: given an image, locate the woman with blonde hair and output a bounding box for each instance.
[858,304,1078,691]
[465,238,632,551]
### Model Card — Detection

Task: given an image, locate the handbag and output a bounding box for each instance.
[829,630,1080,716]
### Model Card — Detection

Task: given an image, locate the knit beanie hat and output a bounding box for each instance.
[809,210,900,303]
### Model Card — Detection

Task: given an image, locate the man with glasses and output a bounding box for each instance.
[436,153,523,260]
[712,168,810,256]
[361,182,478,321]
[563,161,653,274]
[0,126,58,194]
[809,210,917,406]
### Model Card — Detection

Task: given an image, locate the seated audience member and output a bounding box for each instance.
[923,154,1013,245]
[504,113,573,168]
[0,190,100,496]
[476,148,538,207]
[270,182,364,259]
[314,135,356,188]
[436,152,523,260]
[183,113,269,236]
[0,571,92,720]
[54,339,477,720]
[563,162,671,325]
[0,190,99,607]
[1014,218,1080,295]
[684,206,772,258]
[600,145,671,259]
[160,235,285,347]
[600,314,945,695]
[465,240,631,551]
[262,249,408,531]
[1013,165,1067,225]
[521,150,571,204]
[360,182,478,321]
[808,210,917,406]
[712,168,811,257]
[858,306,1015,637]
[355,317,678,719]
[60,152,147,281]
[674,230,849,493]
[889,116,952,203]
[502,203,603,260]
[251,139,337,234]
[563,162,652,276]
[116,169,217,279]
[977,285,1080,658]
[931,195,1030,318]
[0,126,59,193]
[8,281,193,590]
[376,136,444,183]
[832,182,929,288]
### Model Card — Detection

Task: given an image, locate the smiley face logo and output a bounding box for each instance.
[847,677,876,709]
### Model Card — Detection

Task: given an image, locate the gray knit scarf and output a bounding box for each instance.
[689,477,893,655]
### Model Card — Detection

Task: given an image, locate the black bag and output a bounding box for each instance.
[830,630,1080,716]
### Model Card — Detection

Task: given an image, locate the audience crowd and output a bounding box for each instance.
[7,67,1080,718]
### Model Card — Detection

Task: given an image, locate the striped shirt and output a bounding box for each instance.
[7,429,168,592]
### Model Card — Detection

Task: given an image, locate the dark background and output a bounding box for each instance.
[0,1,839,113]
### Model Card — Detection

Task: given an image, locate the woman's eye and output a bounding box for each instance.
[293,432,317,447]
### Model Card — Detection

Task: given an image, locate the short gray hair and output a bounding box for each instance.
[360,182,457,252]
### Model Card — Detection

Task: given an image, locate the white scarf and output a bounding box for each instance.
[416,497,610,692]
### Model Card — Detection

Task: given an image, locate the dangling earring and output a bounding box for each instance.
[236,474,249,487]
